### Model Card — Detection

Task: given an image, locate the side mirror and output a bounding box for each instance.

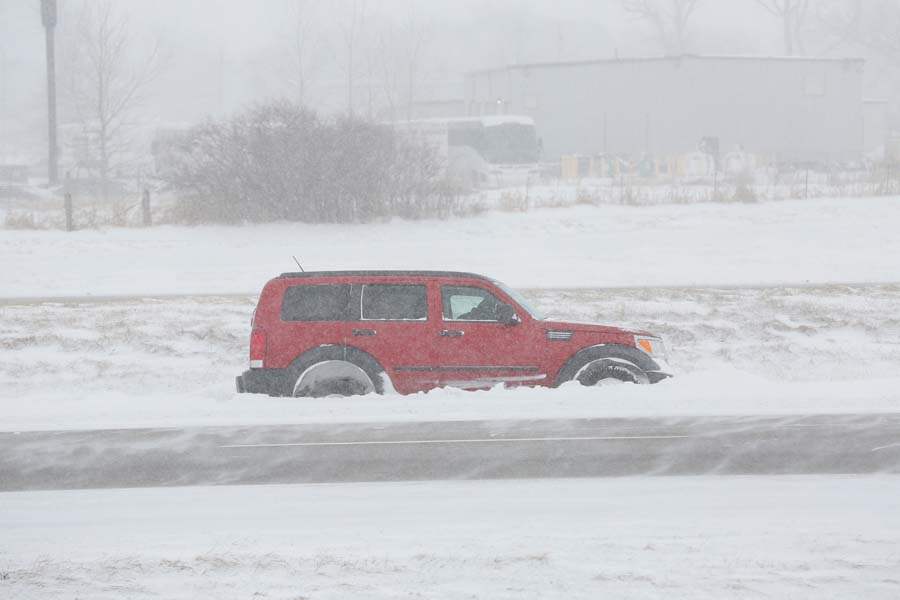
[495,303,519,325]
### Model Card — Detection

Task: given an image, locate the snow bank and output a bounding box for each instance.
[6,374,900,433]
[2,196,899,297]
[3,476,899,599]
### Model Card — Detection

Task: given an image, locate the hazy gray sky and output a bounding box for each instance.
[0,0,862,160]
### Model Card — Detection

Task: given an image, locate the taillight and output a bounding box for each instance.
[249,328,266,368]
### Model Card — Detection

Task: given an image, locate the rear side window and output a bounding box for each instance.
[281,284,353,321]
[361,284,428,320]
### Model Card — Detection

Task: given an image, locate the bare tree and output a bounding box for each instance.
[66,0,160,206]
[815,0,862,55]
[374,4,431,122]
[374,23,401,121]
[855,1,900,66]
[816,1,900,68]
[285,0,322,106]
[753,0,811,55]
[622,0,703,55]
[337,0,368,116]
[398,7,430,122]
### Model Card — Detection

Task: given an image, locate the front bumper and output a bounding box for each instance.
[645,358,674,384]
[647,370,673,384]
[236,368,288,396]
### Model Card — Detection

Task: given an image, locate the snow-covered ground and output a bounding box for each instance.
[2,284,898,432]
[2,196,899,297]
[2,476,899,599]
[3,198,899,599]
[1,198,898,429]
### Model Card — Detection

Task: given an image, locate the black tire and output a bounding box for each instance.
[555,345,655,387]
[301,373,373,398]
[284,346,388,398]
[572,358,648,386]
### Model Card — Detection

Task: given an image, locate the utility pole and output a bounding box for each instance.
[41,0,58,185]
[1,47,7,158]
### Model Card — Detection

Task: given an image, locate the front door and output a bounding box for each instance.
[431,284,545,389]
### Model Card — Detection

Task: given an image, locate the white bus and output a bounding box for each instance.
[394,115,542,189]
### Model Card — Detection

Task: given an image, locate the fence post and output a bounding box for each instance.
[64,191,73,232]
[141,188,151,227]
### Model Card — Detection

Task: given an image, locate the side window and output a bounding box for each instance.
[442,286,503,321]
[361,284,428,321]
[281,284,353,321]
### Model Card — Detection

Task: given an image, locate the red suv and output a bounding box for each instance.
[236,271,671,397]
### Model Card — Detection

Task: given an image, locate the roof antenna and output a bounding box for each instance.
[292,256,305,272]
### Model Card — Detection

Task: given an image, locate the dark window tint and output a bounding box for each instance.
[281,285,353,321]
[442,286,503,321]
[362,285,428,320]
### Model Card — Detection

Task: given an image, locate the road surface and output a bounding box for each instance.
[3,413,900,491]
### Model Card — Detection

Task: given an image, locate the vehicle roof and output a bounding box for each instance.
[278,270,492,281]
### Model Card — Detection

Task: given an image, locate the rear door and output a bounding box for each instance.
[345,281,438,393]
[430,283,546,389]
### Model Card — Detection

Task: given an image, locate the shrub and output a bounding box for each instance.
[3,211,41,230]
[498,191,530,212]
[158,101,446,224]
[732,170,758,203]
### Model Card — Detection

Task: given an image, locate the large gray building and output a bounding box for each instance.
[465,55,873,163]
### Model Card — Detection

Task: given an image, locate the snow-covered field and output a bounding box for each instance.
[2,476,900,599]
[0,197,898,430]
[2,196,899,297]
[2,198,900,599]
[2,284,899,432]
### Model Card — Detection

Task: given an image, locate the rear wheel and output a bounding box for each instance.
[293,360,376,398]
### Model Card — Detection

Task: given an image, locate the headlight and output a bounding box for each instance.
[635,335,667,359]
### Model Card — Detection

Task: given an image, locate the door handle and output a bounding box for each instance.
[440,330,465,337]
[353,329,377,337]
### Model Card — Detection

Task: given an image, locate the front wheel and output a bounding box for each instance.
[572,358,650,387]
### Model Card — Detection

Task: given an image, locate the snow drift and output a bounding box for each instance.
[2,284,898,432]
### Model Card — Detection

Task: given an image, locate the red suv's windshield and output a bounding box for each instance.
[493,280,545,320]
